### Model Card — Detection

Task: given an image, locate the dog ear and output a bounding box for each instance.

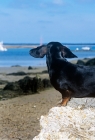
[61,45,77,58]
[29,45,47,58]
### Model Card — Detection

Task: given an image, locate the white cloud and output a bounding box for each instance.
[53,0,63,5]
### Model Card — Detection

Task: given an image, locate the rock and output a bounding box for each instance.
[76,60,85,65]
[42,79,51,88]
[0,90,20,99]
[33,98,95,140]
[42,70,48,73]
[3,82,20,91]
[18,76,40,93]
[76,58,95,66]
[3,76,52,98]
[11,65,21,67]
[85,58,95,66]
[7,71,27,76]
[28,66,33,70]
[0,80,8,85]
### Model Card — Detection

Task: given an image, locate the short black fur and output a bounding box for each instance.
[29,42,95,106]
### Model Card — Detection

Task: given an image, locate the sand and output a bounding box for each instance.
[0,88,61,140]
[0,66,62,139]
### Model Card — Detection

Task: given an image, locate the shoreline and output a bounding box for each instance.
[0,57,91,68]
[3,45,38,49]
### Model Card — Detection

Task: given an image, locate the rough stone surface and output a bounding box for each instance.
[33,98,95,140]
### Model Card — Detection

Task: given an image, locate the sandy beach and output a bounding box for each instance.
[0,66,62,139]
[0,88,61,140]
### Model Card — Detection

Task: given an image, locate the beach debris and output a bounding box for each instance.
[37,117,39,120]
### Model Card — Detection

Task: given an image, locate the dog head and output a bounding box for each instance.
[29,42,77,58]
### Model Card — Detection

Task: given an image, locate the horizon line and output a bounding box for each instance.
[3,42,95,45]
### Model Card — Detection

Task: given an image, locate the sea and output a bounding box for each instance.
[0,43,95,67]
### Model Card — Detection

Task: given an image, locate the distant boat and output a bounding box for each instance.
[82,46,91,51]
[0,41,7,51]
[76,48,79,51]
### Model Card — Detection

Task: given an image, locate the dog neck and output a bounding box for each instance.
[46,52,67,73]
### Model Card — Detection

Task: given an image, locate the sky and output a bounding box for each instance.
[0,0,95,43]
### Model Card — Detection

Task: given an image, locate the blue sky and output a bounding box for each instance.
[0,0,95,43]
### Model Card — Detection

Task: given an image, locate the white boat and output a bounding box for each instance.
[76,48,79,51]
[0,41,7,51]
[82,46,91,51]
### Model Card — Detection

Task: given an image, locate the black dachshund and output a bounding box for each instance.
[29,42,95,106]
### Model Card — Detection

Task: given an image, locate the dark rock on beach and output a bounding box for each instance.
[85,58,95,66]
[42,70,48,73]
[76,60,85,65]
[2,76,52,99]
[28,66,33,70]
[4,82,21,91]
[76,58,95,66]
[0,80,8,85]
[11,65,21,67]
[7,71,27,76]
